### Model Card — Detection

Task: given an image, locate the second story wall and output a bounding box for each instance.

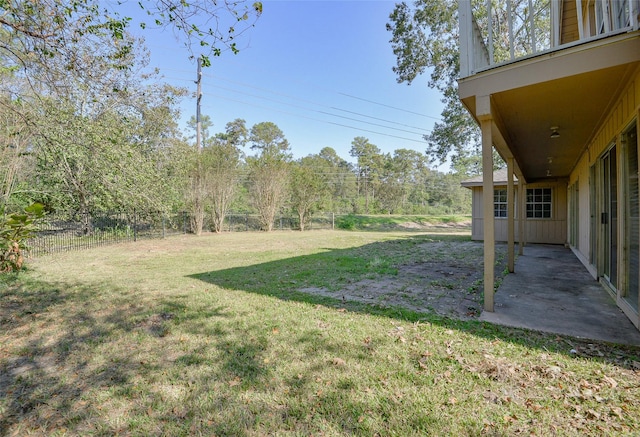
[459,0,640,78]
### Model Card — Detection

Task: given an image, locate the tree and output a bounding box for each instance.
[317,147,357,213]
[387,0,480,169]
[377,156,406,215]
[185,114,213,234]
[290,155,330,231]
[0,94,33,211]
[186,154,207,235]
[349,137,383,213]
[0,0,266,235]
[247,122,291,231]
[377,149,427,214]
[24,36,190,217]
[206,119,247,233]
[33,95,184,216]
[387,0,542,173]
[187,115,214,147]
[0,0,263,80]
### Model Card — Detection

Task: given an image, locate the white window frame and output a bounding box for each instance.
[526,188,552,219]
[494,189,508,218]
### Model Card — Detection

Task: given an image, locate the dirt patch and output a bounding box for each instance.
[397,220,472,230]
[299,241,507,320]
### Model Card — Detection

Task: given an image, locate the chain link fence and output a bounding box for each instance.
[28,211,337,257]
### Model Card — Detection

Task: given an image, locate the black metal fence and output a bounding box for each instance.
[28,211,336,257]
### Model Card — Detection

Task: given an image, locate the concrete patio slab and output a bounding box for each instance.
[479,244,640,346]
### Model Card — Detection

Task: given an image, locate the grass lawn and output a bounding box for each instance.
[1,230,639,435]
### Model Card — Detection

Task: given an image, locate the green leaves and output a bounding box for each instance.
[387,0,480,169]
[0,202,45,272]
[200,54,211,67]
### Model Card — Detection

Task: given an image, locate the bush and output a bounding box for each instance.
[336,214,358,230]
[0,203,45,272]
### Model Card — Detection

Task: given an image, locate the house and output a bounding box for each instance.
[457,0,640,328]
[461,169,567,244]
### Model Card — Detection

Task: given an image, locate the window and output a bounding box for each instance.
[494,189,507,218]
[527,188,552,218]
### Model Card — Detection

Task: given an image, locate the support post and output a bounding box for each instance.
[507,157,515,273]
[518,179,525,255]
[481,116,495,312]
[521,183,528,251]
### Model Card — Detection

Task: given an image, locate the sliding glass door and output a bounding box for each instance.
[601,145,617,289]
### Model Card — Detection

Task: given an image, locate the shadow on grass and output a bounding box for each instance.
[3,272,445,435]
[0,274,282,434]
[187,233,640,366]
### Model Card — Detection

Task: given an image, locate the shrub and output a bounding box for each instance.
[0,203,45,272]
[336,214,358,230]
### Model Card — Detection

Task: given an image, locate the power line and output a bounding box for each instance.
[157,64,442,122]
[156,66,438,146]
[199,95,428,144]
[206,84,429,136]
[207,73,438,129]
[160,73,434,140]
[337,92,442,120]
[157,65,441,131]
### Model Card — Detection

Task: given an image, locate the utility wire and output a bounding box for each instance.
[199,95,428,144]
[157,64,441,122]
[207,84,429,136]
[161,70,435,135]
[206,73,436,130]
[337,92,441,120]
[156,65,438,144]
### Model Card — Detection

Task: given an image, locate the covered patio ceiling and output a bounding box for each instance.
[459,34,640,183]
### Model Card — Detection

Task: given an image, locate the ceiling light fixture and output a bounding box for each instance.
[550,126,560,139]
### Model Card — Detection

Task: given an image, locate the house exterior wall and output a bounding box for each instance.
[569,67,640,267]
[469,181,568,244]
[458,0,640,328]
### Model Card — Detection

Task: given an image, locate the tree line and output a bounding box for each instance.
[2,91,472,234]
[0,0,477,239]
[185,116,471,233]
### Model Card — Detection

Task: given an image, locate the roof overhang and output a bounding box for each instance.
[459,32,640,183]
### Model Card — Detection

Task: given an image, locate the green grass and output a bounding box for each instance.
[1,231,639,435]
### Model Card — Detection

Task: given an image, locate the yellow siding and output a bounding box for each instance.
[471,188,483,240]
[569,68,640,266]
[470,181,567,244]
[560,0,579,44]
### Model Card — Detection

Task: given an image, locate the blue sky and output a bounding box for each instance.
[126,0,444,165]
